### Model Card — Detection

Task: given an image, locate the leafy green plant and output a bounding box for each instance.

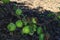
[57,16,60,19]
[32,17,37,24]
[1,0,10,4]
[33,24,37,32]
[16,9,22,16]
[15,20,23,28]
[39,34,44,40]
[22,15,28,25]
[29,24,37,35]
[22,25,30,34]
[37,27,43,35]
[37,27,44,40]
[7,23,16,32]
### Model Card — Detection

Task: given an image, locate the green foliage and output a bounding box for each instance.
[39,34,44,40]
[32,17,37,24]
[57,12,60,19]
[47,13,55,17]
[22,15,28,25]
[16,9,22,16]
[33,24,37,32]
[29,24,37,35]
[1,0,10,4]
[57,16,60,19]
[15,20,23,28]
[22,25,30,34]
[7,23,16,32]
[37,27,43,35]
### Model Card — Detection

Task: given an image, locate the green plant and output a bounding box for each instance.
[22,15,28,25]
[39,34,44,40]
[1,0,10,4]
[57,16,60,19]
[57,12,60,19]
[37,27,43,35]
[32,17,37,24]
[37,27,44,40]
[16,9,22,16]
[7,23,16,32]
[15,20,23,28]
[22,25,30,34]
[29,24,37,35]
[33,24,37,32]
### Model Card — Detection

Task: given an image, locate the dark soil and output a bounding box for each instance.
[0,2,60,40]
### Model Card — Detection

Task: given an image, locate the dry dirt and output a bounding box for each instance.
[9,0,60,12]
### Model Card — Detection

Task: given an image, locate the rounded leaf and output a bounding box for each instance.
[39,34,44,40]
[22,25,30,34]
[32,18,36,24]
[37,27,43,34]
[16,20,23,28]
[16,9,22,16]
[7,23,16,32]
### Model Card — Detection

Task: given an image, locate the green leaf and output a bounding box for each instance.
[33,24,37,31]
[22,25,30,34]
[16,9,22,16]
[37,27,43,35]
[1,0,10,4]
[16,20,23,28]
[29,24,37,35]
[57,16,60,19]
[32,17,36,24]
[7,23,16,32]
[39,34,44,40]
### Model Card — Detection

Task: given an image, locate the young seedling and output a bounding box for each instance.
[57,16,60,19]
[33,24,37,32]
[1,0,10,4]
[39,34,44,40]
[15,20,23,28]
[32,17,37,24]
[16,9,22,16]
[22,15,28,25]
[29,24,37,35]
[7,23,16,32]
[37,27,43,35]
[22,25,30,34]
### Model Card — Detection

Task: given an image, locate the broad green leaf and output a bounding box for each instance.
[7,23,16,32]
[29,24,37,35]
[16,20,23,28]
[22,25,30,34]
[37,27,43,34]
[16,9,22,16]
[39,34,44,40]
[32,18,36,24]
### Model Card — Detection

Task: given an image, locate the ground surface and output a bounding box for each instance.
[10,0,60,12]
[0,2,60,40]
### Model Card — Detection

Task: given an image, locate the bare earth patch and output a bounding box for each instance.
[10,0,60,12]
